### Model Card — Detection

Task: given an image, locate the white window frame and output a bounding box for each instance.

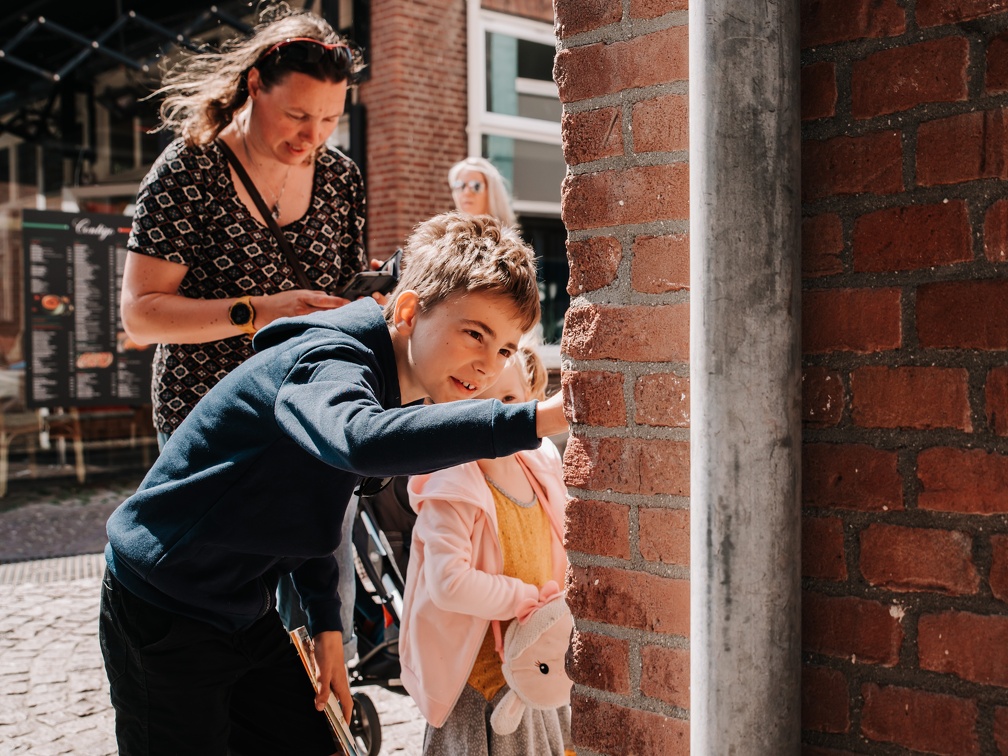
[466,3,562,217]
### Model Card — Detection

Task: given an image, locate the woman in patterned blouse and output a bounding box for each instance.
[121,5,369,441]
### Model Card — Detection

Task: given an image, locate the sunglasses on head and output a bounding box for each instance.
[257,37,354,76]
[451,179,486,194]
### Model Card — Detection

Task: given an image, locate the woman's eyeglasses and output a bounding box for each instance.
[257,37,354,76]
[450,180,486,194]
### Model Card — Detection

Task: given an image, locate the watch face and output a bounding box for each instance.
[231,302,252,326]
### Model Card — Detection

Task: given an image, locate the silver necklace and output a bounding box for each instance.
[483,472,538,508]
[240,117,291,221]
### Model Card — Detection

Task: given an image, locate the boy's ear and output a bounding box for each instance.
[392,290,420,335]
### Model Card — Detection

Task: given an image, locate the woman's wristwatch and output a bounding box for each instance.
[229,296,257,338]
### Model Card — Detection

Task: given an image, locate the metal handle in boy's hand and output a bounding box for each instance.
[289,627,360,755]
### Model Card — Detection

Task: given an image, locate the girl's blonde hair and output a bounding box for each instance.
[512,344,548,402]
[448,157,518,228]
[155,3,364,146]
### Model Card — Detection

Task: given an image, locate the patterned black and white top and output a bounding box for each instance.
[128,137,367,435]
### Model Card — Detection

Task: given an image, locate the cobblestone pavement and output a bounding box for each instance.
[0,474,425,754]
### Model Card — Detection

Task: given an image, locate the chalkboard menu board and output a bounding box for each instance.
[22,209,153,408]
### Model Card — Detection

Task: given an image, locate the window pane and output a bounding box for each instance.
[483,135,564,205]
[486,33,559,122]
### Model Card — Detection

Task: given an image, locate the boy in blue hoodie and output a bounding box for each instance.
[100,212,567,756]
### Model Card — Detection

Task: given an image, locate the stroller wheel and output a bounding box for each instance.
[350,692,382,756]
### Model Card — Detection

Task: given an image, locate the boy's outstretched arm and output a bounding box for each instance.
[535,391,568,438]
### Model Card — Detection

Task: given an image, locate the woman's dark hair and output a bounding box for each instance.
[154,3,364,146]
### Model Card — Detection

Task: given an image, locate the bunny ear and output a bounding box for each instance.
[490,689,526,735]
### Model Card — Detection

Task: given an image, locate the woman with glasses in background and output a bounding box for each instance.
[110,5,367,754]
[448,157,518,228]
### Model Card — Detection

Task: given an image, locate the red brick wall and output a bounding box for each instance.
[482,0,553,23]
[801,1,1008,752]
[357,0,468,258]
[554,1,690,753]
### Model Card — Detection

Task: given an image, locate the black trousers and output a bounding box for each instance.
[99,569,336,756]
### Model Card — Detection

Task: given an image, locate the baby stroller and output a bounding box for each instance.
[345,477,417,755]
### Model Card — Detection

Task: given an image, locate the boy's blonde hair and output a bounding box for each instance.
[512,345,549,402]
[384,212,540,333]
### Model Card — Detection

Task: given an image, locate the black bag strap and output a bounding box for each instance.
[216,138,314,290]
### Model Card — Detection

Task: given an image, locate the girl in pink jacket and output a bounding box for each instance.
[400,345,570,755]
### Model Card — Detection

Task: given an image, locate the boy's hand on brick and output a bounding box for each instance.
[535,391,568,438]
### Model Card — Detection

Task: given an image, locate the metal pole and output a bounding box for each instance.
[689,0,802,752]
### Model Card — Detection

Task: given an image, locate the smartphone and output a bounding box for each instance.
[337,248,402,299]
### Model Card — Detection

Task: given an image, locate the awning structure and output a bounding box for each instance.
[0,2,262,152]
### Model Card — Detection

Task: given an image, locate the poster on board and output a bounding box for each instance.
[22,209,153,408]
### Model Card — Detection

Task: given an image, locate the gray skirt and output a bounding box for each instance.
[422,684,570,756]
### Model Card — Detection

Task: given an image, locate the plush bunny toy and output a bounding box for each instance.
[490,591,574,735]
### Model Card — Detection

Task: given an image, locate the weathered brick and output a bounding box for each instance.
[568,564,689,635]
[985,367,1008,436]
[631,234,689,294]
[850,366,972,431]
[554,0,622,39]
[803,592,904,665]
[852,201,972,272]
[571,694,689,755]
[989,534,1008,603]
[641,645,689,709]
[917,108,1008,186]
[565,435,690,496]
[860,683,979,754]
[988,29,1008,93]
[803,132,904,202]
[802,214,844,278]
[803,665,850,733]
[565,497,632,559]
[629,0,688,19]
[917,279,1008,350]
[803,516,847,580]
[919,610,1008,687]
[801,0,905,47]
[802,367,845,427]
[566,236,622,294]
[635,371,690,428]
[562,107,624,166]
[984,199,1008,262]
[563,303,689,362]
[803,288,902,354]
[860,524,979,595]
[562,370,627,428]
[918,0,1008,27]
[996,705,1008,753]
[568,629,631,694]
[918,447,1008,514]
[632,94,688,153]
[803,443,903,512]
[562,163,689,229]
[852,37,969,119]
[555,26,688,102]
[802,62,838,121]
[639,506,689,566]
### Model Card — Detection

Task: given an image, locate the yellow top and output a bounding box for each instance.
[467,477,553,701]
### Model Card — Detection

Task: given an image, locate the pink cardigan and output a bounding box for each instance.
[399,438,567,727]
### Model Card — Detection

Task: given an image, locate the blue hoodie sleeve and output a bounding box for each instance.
[274,345,540,478]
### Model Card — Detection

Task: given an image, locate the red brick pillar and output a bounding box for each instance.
[554,2,691,753]
[357,0,468,257]
[801,1,1008,752]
